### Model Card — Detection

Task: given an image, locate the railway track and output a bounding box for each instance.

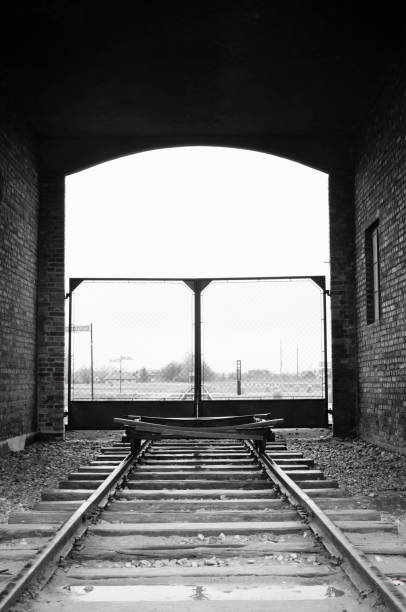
[1,436,406,611]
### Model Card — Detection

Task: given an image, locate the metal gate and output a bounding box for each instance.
[66,276,329,428]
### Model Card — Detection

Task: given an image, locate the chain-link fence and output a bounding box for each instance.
[201,278,327,400]
[67,277,328,411]
[68,280,194,401]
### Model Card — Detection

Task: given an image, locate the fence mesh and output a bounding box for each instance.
[201,279,325,400]
[67,277,327,404]
[68,281,194,401]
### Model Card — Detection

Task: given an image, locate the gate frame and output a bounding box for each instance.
[66,276,329,428]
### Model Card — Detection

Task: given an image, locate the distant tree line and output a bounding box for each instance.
[67,355,326,385]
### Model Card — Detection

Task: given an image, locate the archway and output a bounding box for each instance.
[65,147,330,429]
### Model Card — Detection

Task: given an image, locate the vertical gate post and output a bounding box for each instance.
[67,289,72,410]
[194,281,202,417]
[322,287,329,426]
[66,278,83,426]
[185,279,211,418]
[311,276,329,427]
[90,323,94,400]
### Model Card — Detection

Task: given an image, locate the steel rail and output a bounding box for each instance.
[0,440,151,612]
[246,441,406,612]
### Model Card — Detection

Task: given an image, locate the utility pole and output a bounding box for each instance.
[296,345,299,378]
[110,356,133,394]
[66,323,93,400]
[236,360,242,395]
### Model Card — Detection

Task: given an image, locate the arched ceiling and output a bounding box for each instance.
[1,2,403,173]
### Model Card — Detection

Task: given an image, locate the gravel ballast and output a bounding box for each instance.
[287,435,406,496]
[1,431,405,529]
[286,434,406,534]
[0,431,118,523]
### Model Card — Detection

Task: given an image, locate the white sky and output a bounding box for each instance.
[66,147,329,280]
[66,147,329,372]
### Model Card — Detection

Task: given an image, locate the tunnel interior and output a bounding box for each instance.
[0,4,405,452]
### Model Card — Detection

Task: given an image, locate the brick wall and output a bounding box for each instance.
[37,177,65,437]
[355,66,406,452]
[0,114,39,441]
[328,172,359,436]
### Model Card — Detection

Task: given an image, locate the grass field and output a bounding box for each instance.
[68,379,325,401]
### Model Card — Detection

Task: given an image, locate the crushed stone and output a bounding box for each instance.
[0,431,118,522]
[287,434,406,531]
[286,435,406,496]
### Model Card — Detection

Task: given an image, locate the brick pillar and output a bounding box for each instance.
[328,172,358,436]
[37,176,65,437]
